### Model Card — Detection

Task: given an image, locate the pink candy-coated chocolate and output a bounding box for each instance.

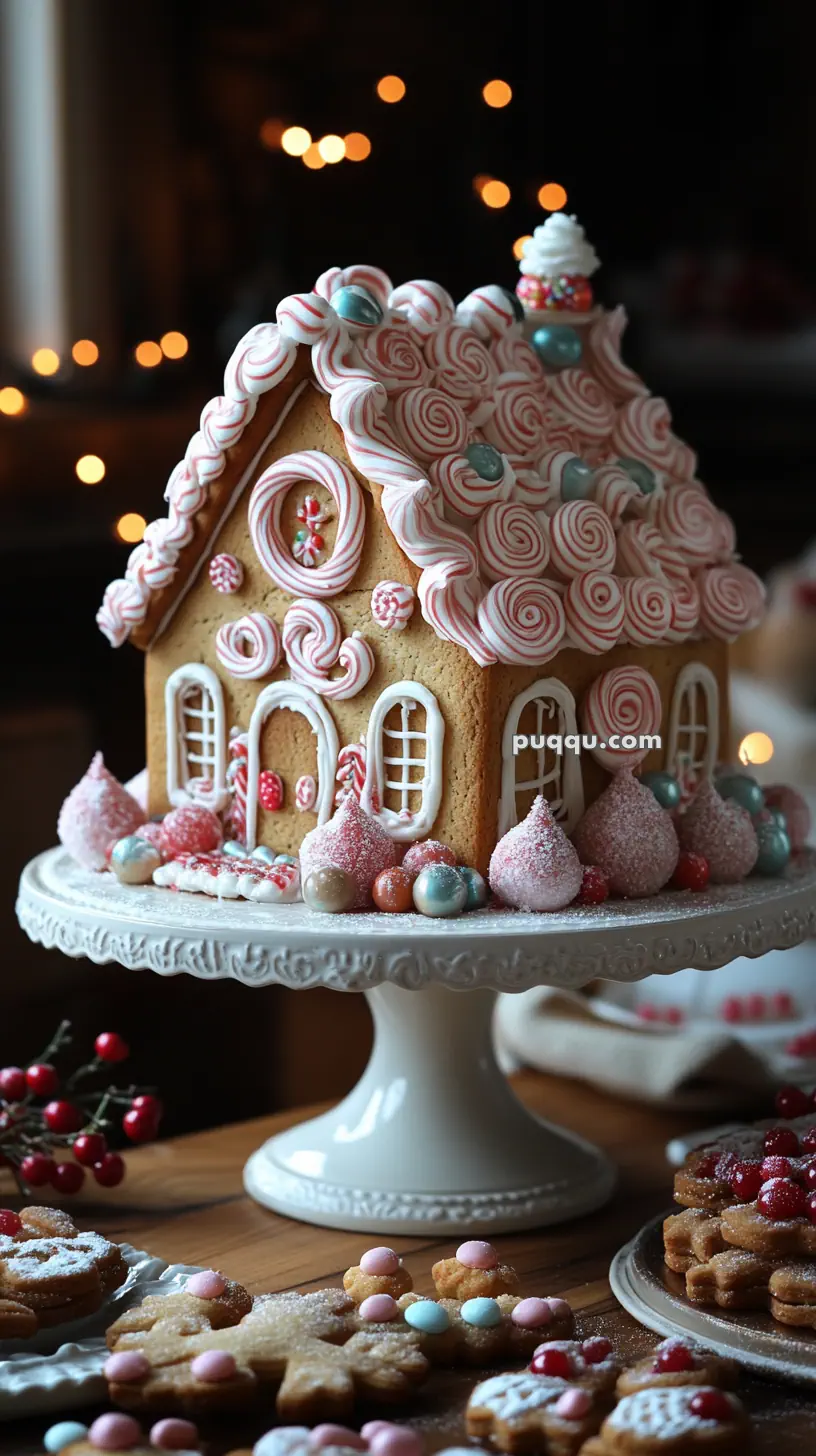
[359,1293,399,1322]
[359,1246,400,1276]
[510,1297,553,1329]
[104,1350,150,1382]
[546,1297,571,1319]
[573,769,679,897]
[58,752,144,871]
[361,1423,394,1442]
[401,840,457,878]
[150,1418,201,1450]
[455,1239,498,1270]
[310,1425,367,1451]
[488,795,582,912]
[190,1349,237,1382]
[367,1429,423,1456]
[186,1269,227,1299]
[87,1412,143,1450]
[555,1388,591,1420]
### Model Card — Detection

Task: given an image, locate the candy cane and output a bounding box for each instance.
[215,613,282,680]
[282,600,374,699]
[248,450,365,598]
[335,739,367,805]
[226,732,249,841]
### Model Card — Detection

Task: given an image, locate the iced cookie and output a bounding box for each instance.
[580,1386,748,1454]
[0,1207,127,1334]
[616,1340,738,1396]
[343,1248,413,1303]
[529,1338,621,1397]
[432,1241,520,1300]
[466,1371,604,1454]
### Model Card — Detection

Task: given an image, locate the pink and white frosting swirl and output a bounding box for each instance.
[616,520,689,583]
[282,600,375,698]
[541,413,581,455]
[474,503,549,582]
[612,397,697,480]
[482,378,550,459]
[208,553,244,593]
[390,386,470,463]
[249,449,365,597]
[564,571,625,653]
[215,613,282,680]
[490,334,546,387]
[512,466,558,512]
[549,501,617,579]
[649,483,725,567]
[665,575,700,643]
[581,666,663,770]
[537,450,585,502]
[586,306,648,404]
[697,564,766,641]
[429,450,513,519]
[389,279,455,335]
[591,463,641,527]
[454,285,519,341]
[425,324,497,415]
[477,578,565,665]
[371,579,415,631]
[314,264,393,312]
[356,326,430,394]
[546,369,616,446]
[620,576,674,645]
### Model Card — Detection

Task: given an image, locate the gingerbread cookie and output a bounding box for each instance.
[42,1412,201,1453]
[616,1340,738,1397]
[389,1291,573,1367]
[673,1117,816,1212]
[684,1249,776,1310]
[343,1248,413,1304]
[529,1338,621,1398]
[768,1262,816,1328]
[721,1188,816,1256]
[662,1210,725,1274]
[467,1372,604,1454]
[0,1206,127,1335]
[432,1240,520,1300]
[580,1386,748,1455]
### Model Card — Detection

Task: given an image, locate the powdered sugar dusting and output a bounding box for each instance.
[609,1387,739,1438]
[489,796,582,911]
[572,769,679,897]
[470,1372,570,1419]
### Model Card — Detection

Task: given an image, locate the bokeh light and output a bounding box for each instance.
[317,134,345,164]
[134,341,162,368]
[75,454,106,485]
[472,174,492,196]
[115,512,146,544]
[738,732,775,766]
[302,143,326,170]
[281,126,312,157]
[344,132,371,161]
[537,182,568,211]
[513,235,532,260]
[482,79,512,108]
[376,75,406,103]
[0,387,26,416]
[160,331,189,360]
[259,118,284,150]
[31,348,59,376]
[72,339,99,366]
[481,179,511,209]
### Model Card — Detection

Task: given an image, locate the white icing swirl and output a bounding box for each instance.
[620,576,674,645]
[586,306,648,403]
[564,571,625,653]
[429,451,513,520]
[546,368,615,446]
[391,386,470,463]
[697,564,765,641]
[215,613,282,680]
[248,449,365,597]
[519,215,600,280]
[581,665,662,770]
[549,501,616,579]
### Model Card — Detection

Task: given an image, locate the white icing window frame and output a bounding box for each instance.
[498,678,585,838]
[165,663,229,812]
[245,681,339,848]
[361,680,444,842]
[666,661,720,799]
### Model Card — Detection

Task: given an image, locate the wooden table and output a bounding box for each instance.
[5,1073,815,1452]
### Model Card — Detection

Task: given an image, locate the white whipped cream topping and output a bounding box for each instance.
[519,214,600,279]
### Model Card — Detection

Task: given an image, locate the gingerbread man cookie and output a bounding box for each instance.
[343,1248,413,1304]
[685,1249,775,1310]
[432,1240,520,1301]
[466,1372,603,1454]
[42,1412,201,1453]
[0,1206,127,1335]
[580,1386,749,1455]
[616,1340,738,1397]
[529,1338,620,1397]
[662,1210,725,1274]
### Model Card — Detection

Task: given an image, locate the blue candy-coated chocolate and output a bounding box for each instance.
[44,1425,90,1454]
[715,773,765,816]
[223,840,247,857]
[560,456,595,501]
[332,284,383,327]
[617,457,657,495]
[403,1299,451,1334]
[754,821,791,875]
[274,852,298,866]
[461,1297,502,1328]
[465,441,504,482]
[412,863,468,918]
[639,771,681,811]
[458,865,488,910]
[765,805,788,831]
[251,845,278,864]
[532,324,582,370]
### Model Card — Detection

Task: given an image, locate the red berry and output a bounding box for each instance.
[43,1100,84,1134]
[581,1337,613,1364]
[764,1126,800,1157]
[729,1161,765,1201]
[530,1346,573,1379]
[575,865,609,906]
[653,1340,696,1374]
[761,1155,794,1180]
[671,851,710,892]
[758,1177,807,1220]
[73,1132,107,1167]
[637,1004,659,1022]
[50,1162,85,1195]
[94,1032,130,1064]
[159,805,222,857]
[746,994,767,1020]
[773,992,794,1018]
[20,1154,55,1188]
[807,1192,816,1225]
[721,997,744,1023]
[775,1085,810,1120]
[130,1094,163,1124]
[309,532,324,550]
[93,1152,126,1187]
[693,1152,720,1179]
[0,1209,22,1235]
[689,1390,734,1422]
[801,1129,816,1153]
[0,1067,27,1103]
[25,1063,58,1097]
[123,1107,158,1143]
[805,1163,816,1191]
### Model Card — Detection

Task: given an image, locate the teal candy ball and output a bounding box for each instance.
[223,840,246,857]
[465,441,504,482]
[639,771,681,811]
[461,1296,502,1328]
[44,1425,90,1454]
[501,286,525,323]
[560,457,595,501]
[251,845,277,864]
[715,773,765,816]
[765,806,788,832]
[618,457,657,495]
[404,1299,451,1334]
[332,284,383,327]
[532,325,583,371]
[274,852,298,866]
[458,865,488,910]
[755,821,791,875]
[412,863,468,918]
[110,835,161,885]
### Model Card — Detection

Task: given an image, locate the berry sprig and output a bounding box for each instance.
[0,1021,163,1197]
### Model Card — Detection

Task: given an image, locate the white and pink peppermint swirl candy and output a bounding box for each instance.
[371,579,416,630]
[490,333,546,387]
[586,305,648,404]
[592,462,641,527]
[295,775,317,812]
[620,576,674,645]
[549,501,616,579]
[537,448,587,499]
[215,613,282,680]
[564,571,625,653]
[208,553,244,593]
[616,520,689,583]
[455,284,519,341]
[389,279,455,335]
[541,412,581,454]
[390,386,470,463]
[223,319,294,400]
[429,450,513,519]
[512,467,558,512]
[355,325,430,393]
[582,665,663,770]
[698,564,766,641]
[475,503,550,582]
[314,264,393,312]
[477,578,565,665]
[482,378,549,458]
[546,368,616,446]
[612,396,696,478]
[249,449,364,597]
[665,574,701,643]
[425,324,497,414]
[282,600,375,699]
[649,483,724,566]
[716,510,737,561]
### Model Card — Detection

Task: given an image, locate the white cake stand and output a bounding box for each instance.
[16,846,816,1236]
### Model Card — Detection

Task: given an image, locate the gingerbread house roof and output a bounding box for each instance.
[98,249,765,666]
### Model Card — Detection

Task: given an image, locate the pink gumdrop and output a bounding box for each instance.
[186,1269,227,1299]
[456,1240,498,1270]
[359,1293,398,1322]
[511,1297,553,1329]
[546,1297,572,1320]
[359,1246,400,1276]
[150,1419,201,1451]
[87,1413,143,1450]
[310,1425,367,1451]
[190,1349,236,1382]
[555,1389,591,1420]
[401,840,457,879]
[104,1350,150,1382]
[367,1428,423,1456]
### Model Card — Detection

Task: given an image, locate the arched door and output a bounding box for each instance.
[245,682,339,848]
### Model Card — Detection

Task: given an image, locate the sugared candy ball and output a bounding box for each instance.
[57,752,144,871]
[489,795,583,911]
[574,865,609,906]
[715,772,765,816]
[617,457,657,494]
[555,1389,591,1420]
[456,1239,498,1269]
[404,1299,450,1334]
[109,835,161,885]
[372,866,415,913]
[189,1349,237,1382]
[678,780,758,884]
[366,1428,423,1456]
[150,1417,201,1450]
[104,1350,150,1382]
[159,805,222,857]
[412,863,468,917]
[639,771,682,811]
[332,284,383,327]
[274,852,298,866]
[44,1424,89,1454]
[299,796,400,909]
[763,784,811,851]
[671,851,710,892]
[754,820,791,875]
[532,324,583,371]
[559,456,595,502]
[132,821,165,853]
[360,1246,400,1275]
[86,1412,143,1449]
[461,1296,502,1328]
[465,442,504,482]
[401,839,457,878]
[572,771,678,898]
[458,865,488,910]
[765,806,788,831]
[359,1293,399,1321]
[303,866,357,914]
[310,1426,366,1452]
[186,1269,227,1299]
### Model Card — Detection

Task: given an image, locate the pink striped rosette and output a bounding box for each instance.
[698,564,766,641]
[665,575,701,643]
[649,483,725,567]
[477,577,565,665]
[474,502,549,582]
[248,450,365,598]
[620,576,674,645]
[549,501,617,579]
[564,571,625,653]
[546,368,616,447]
[390,386,470,463]
[581,665,663,770]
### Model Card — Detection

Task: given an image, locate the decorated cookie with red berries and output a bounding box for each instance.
[616,1339,738,1397]
[529,1337,621,1396]
[0,1206,127,1337]
[673,1102,816,1212]
[581,1386,749,1455]
[466,1371,605,1454]
[720,1177,816,1254]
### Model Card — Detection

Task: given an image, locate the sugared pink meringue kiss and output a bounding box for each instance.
[488,796,582,912]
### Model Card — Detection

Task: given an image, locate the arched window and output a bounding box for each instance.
[165,663,229,812]
[245,681,338,848]
[666,661,720,801]
[498,679,584,837]
[361,681,444,842]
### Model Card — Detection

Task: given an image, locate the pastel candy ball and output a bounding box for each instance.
[547,1296,571,1319]
[310,1425,367,1451]
[104,1350,150,1381]
[639,770,681,811]
[110,835,161,885]
[359,1293,399,1321]
[150,1418,201,1450]
[412,863,468,917]
[755,820,791,875]
[361,1423,394,1442]
[456,1239,498,1269]
[403,1299,451,1333]
[274,852,298,866]
[715,772,765,816]
[222,840,247,857]
[251,845,278,865]
[559,456,595,502]
[401,839,457,877]
[190,1349,237,1382]
[465,442,504,483]
[458,865,488,910]
[332,284,383,327]
[763,783,811,851]
[303,866,358,914]
[359,1246,400,1275]
[461,1296,502,1328]
[532,324,583,371]
[44,1424,90,1454]
[511,1297,553,1329]
[555,1388,591,1420]
[367,1429,423,1456]
[618,456,657,494]
[186,1269,227,1299]
[87,1413,143,1450]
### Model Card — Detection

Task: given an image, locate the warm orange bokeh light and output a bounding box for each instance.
[134,341,162,368]
[281,126,312,157]
[738,732,774,766]
[72,339,99,366]
[259,118,284,150]
[513,234,532,261]
[537,182,568,211]
[0,387,26,416]
[376,74,406,103]
[160,331,189,360]
[317,134,345,164]
[344,132,371,161]
[482,79,512,108]
[115,512,146,544]
[75,454,106,485]
[481,179,511,209]
[302,143,326,170]
[31,348,60,376]
[472,174,492,196]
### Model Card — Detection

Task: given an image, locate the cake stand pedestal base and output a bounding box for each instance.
[243,983,615,1233]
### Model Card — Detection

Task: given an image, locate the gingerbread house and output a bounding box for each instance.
[98,220,765,875]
